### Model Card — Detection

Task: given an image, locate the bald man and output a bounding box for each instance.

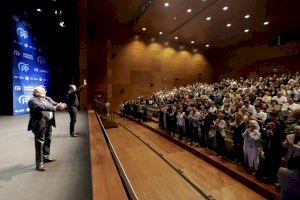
[28,86,67,171]
[66,80,87,137]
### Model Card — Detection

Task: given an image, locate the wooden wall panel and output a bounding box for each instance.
[209,42,300,81]
[108,39,212,111]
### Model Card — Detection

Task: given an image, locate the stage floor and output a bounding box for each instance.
[0,111,92,200]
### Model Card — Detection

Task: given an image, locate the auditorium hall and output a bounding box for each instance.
[0,0,300,199]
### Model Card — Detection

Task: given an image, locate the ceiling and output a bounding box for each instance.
[132,0,300,49]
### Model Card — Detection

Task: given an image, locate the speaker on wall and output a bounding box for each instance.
[88,22,96,39]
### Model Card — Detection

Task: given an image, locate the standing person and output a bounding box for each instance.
[231,112,246,164]
[242,120,261,173]
[66,79,87,137]
[28,86,67,171]
[119,101,125,116]
[176,107,185,140]
[278,156,300,200]
[214,112,227,158]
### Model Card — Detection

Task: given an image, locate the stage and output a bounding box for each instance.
[0,111,92,200]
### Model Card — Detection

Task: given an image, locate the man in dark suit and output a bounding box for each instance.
[28,86,67,171]
[66,79,87,137]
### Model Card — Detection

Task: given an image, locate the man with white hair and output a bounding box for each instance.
[28,86,67,171]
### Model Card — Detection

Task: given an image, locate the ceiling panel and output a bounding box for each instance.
[133,0,300,48]
[168,0,256,45]
[134,0,216,36]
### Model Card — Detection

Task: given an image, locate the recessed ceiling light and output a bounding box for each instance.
[159,31,163,35]
[244,29,249,33]
[174,36,178,40]
[245,15,250,19]
[205,44,210,48]
[202,0,207,2]
[164,2,169,7]
[223,6,228,11]
[187,9,192,13]
[263,21,269,25]
[37,8,42,12]
[59,21,65,27]
[206,17,211,21]
[142,27,146,31]
[173,16,177,20]
[191,41,195,44]
[226,23,231,27]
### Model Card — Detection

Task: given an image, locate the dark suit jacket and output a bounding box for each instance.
[27,96,58,134]
[66,84,86,108]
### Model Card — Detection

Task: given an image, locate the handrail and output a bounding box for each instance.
[95,112,139,200]
[94,99,114,122]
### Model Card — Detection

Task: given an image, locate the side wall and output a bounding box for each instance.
[108,39,213,111]
[209,42,300,81]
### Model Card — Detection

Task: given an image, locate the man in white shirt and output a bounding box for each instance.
[252,104,267,124]
[272,91,288,105]
[242,101,255,115]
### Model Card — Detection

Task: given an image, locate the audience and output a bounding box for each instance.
[120,72,300,187]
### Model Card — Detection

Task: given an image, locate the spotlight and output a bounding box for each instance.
[223,6,228,11]
[59,21,65,27]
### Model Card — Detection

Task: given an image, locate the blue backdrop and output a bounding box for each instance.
[12,13,51,115]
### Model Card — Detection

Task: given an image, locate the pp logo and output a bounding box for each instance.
[18,95,30,104]
[37,56,46,64]
[18,62,29,72]
[13,50,21,56]
[16,27,28,39]
[14,86,22,91]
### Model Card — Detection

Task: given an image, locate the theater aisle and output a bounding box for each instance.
[110,116,265,200]
[106,121,207,200]
[0,111,92,200]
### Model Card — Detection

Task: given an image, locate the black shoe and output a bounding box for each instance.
[36,164,46,171]
[71,133,78,137]
[44,157,56,163]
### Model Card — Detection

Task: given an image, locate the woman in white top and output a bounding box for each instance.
[176,107,186,140]
[242,120,261,172]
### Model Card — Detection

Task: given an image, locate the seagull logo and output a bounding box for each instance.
[16,27,28,39]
